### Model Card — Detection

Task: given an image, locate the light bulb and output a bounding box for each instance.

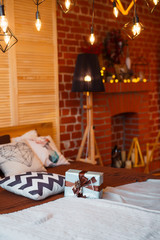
[35,18,41,31]
[89,33,95,45]
[65,0,71,10]
[0,15,8,32]
[84,75,91,82]
[153,0,158,5]
[4,33,10,44]
[113,6,118,18]
[132,22,141,36]
[113,1,118,18]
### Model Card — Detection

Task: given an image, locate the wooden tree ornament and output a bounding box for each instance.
[144,131,160,174]
[127,137,145,167]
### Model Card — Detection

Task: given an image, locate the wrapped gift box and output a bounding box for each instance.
[64,169,103,199]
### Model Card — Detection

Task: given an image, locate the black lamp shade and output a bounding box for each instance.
[72,53,105,92]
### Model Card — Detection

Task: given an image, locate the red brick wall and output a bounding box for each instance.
[57,0,160,165]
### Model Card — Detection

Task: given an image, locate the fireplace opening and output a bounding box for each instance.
[111,112,139,155]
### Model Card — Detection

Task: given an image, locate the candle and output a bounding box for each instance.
[144,155,147,164]
[121,150,126,162]
[131,152,135,165]
[125,160,132,169]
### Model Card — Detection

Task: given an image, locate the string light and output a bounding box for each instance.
[57,0,76,14]
[0,1,8,32]
[122,0,144,39]
[144,0,160,12]
[153,0,158,4]
[65,0,71,10]
[89,0,95,45]
[56,1,159,40]
[0,0,18,53]
[132,20,141,36]
[113,1,119,18]
[89,26,95,45]
[35,9,41,31]
[132,1,143,38]
[33,0,45,32]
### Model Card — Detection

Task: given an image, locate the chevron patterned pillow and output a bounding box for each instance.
[0,172,65,200]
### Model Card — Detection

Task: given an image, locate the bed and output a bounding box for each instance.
[0,122,160,240]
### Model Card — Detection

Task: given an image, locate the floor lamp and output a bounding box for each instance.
[72,53,105,166]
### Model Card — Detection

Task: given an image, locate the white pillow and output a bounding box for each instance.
[26,136,70,167]
[0,141,46,177]
[0,171,65,200]
[11,130,38,143]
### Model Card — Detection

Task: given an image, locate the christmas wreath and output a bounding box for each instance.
[103,29,127,67]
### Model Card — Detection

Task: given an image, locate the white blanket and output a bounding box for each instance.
[0,194,160,240]
[103,179,160,211]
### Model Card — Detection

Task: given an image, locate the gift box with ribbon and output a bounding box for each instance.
[64,169,103,199]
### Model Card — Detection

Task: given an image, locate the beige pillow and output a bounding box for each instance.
[0,141,46,177]
[26,136,70,167]
[11,130,38,143]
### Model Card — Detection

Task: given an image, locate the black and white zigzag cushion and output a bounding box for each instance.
[0,172,65,200]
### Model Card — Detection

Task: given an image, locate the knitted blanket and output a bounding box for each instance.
[0,194,160,240]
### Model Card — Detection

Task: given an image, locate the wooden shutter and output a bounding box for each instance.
[0,0,59,147]
[0,54,11,126]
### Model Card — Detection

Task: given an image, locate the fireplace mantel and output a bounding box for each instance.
[104,82,154,94]
[94,81,154,165]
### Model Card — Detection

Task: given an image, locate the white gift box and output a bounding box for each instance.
[64,169,103,199]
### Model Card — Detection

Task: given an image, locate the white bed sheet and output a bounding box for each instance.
[103,179,160,211]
